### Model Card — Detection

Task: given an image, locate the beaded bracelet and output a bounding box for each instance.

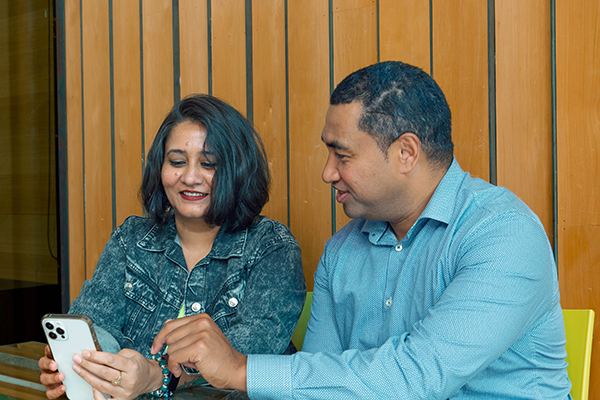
[147,353,174,398]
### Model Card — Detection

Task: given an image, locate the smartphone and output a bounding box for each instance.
[41,314,102,400]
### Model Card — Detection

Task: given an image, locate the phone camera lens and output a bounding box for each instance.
[56,327,65,335]
[48,332,57,339]
[45,322,54,330]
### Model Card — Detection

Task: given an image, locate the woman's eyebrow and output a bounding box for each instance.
[165,149,186,155]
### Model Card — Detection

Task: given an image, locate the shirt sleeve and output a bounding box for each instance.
[301,255,343,354]
[247,212,559,399]
[224,238,306,355]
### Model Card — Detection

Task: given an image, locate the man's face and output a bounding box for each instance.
[321,102,403,222]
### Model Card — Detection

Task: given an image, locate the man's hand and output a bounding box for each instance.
[151,314,247,391]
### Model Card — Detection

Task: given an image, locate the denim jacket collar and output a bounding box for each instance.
[135,217,248,260]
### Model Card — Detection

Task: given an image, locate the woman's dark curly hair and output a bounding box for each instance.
[140,94,270,233]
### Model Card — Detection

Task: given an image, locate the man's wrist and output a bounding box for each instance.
[233,355,248,392]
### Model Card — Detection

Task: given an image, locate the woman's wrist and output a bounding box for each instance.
[145,358,164,394]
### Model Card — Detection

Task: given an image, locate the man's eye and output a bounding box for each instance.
[335,153,347,160]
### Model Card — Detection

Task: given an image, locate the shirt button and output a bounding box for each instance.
[385,298,393,307]
[395,244,403,251]
[123,282,133,292]
[191,302,201,312]
[228,297,239,308]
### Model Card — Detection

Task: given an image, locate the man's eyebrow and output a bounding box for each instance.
[321,137,349,151]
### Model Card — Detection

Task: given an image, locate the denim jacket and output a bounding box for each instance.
[69,215,306,358]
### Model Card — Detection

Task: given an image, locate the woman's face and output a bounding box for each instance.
[161,121,216,225]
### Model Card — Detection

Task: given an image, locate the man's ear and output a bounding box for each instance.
[389,132,420,174]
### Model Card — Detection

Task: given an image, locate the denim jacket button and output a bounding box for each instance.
[124,282,133,292]
[191,302,201,312]
[228,297,238,308]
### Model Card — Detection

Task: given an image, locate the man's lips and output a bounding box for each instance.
[180,191,208,201]
[334,188,349,203]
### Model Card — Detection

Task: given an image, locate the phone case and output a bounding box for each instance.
[41,314,102,400]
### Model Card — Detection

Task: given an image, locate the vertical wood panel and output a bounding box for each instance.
[558,225,600,400]
[113,0,143,225]
[379,0,430,73]
[332,0,377,231]
[557,1,600,398]
[432,0,489,180]
[495,0,552,240]
[211,0,246,114]
[142,1,174,155]
[556,1,600,227]
[81,1,112,279]
[288,0,331,289]
[65,0,85,300]
[252,0,288,225]
[179,0,209,97]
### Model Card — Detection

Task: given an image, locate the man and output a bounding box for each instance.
[152,61,571,399]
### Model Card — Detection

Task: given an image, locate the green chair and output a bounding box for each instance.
[292,292,313,350]
[563,309,595,400]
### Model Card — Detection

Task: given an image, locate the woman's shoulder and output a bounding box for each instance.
[114,215,162,239]
[246,216,299,245]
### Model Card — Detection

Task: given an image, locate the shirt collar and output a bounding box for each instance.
[361,157,465,243]
[137,218,247,259]
[418,157,464,225]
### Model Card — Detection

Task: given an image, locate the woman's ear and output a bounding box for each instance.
[389,132,420,174]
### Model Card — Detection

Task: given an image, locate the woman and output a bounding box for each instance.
[39,94,306,399]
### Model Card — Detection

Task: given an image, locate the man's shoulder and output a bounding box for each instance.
[323,219,368,252]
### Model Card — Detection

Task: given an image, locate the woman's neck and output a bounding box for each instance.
[175,217,220,271]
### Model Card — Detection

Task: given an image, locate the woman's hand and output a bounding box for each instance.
[38,345,67,399]
[72,349,163,400]
[151,314,247,391]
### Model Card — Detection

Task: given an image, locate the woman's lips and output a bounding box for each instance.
[180,191,208,201]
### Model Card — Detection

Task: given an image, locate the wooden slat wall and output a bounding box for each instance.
[252,0,287,224]
[332,0,377,231]
[60,2,600,395]
[287,0,331,288]
[495,0,553,240]
[432,0,489,181]
[556,0,600,395]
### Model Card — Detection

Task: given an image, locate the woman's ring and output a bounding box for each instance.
[111,371,122,386]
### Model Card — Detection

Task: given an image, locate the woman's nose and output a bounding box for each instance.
[182,165,204,185]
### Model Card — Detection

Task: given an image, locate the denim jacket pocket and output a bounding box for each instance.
[123,266,159,341]
[211,273,247,332]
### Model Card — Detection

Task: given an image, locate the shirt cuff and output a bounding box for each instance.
[247,354,293,400]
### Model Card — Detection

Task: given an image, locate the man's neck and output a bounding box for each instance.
[389,165,447,241]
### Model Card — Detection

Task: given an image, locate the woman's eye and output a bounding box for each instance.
[201,162,216,169]
[169,160,185,167]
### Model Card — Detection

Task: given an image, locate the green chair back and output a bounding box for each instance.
[563,309,595,400]
[292,292,313,350]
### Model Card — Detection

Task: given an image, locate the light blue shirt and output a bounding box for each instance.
[247,159,571,399]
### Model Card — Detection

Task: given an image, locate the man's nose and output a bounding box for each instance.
[322,154,340,184]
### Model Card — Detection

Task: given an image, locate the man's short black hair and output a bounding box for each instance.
[331,61,453,168]
[141,94,270,233]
